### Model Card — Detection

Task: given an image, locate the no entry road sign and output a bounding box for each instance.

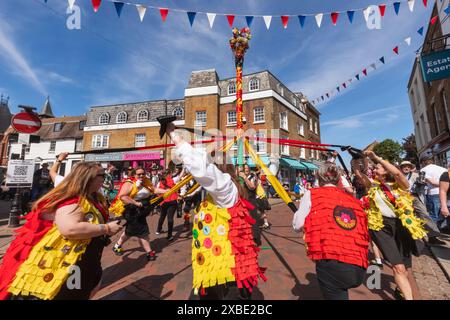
[11,111,42,134]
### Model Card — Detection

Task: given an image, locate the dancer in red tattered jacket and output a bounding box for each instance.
[293,163,369,300]
[165,123,266,300]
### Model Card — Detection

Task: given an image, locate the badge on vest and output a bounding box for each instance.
[333,206,357,230]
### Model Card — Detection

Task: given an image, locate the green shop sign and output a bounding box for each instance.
[420,49,450,82]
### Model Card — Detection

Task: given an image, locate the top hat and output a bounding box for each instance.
[157,115,177,139]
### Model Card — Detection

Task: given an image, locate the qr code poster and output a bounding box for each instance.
[6,160,35,186]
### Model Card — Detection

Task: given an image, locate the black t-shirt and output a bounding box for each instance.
[439,171,450,198]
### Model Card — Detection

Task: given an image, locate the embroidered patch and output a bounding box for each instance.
[333,206,357,231]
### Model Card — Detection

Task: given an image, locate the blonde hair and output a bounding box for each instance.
[33,162,103,213]
[317,163,340,186]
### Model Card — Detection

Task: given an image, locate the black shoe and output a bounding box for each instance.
[146,251,157,261]
[166,236,174,242]
[394,287,405,300]
[369,259,383,269]
[427,237,447,246]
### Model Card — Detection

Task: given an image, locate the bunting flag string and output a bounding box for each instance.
[79,0,429,30]
[312,20,435,105]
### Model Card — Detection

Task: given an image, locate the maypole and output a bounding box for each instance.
[229,27,251,167]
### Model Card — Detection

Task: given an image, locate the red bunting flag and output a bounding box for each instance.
[379,5,386,17]
[423,0,428,7]
[160,8,169,22]
[393,46,399,54]
[92,0,101,12]
[431,15,438,25]
[343,83,347,88]
[281,16,289,28]
[363,69,367,76]
[331,12,339,25]
[227,15,235,27]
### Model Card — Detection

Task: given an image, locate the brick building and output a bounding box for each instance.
[83,69,322,187]
[408,1,450,166]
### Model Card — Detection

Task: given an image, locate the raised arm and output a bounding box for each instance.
[167,124,238,208]
[351,158,371,190]
[365,151,409,190]
[50,152,69,183]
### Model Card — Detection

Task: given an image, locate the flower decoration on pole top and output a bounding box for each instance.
[229,27,251,131]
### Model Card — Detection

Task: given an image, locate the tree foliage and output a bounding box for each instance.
[373,139,403,164]
[402,133,419,167]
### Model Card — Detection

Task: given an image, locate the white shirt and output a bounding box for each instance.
[292,188,312,232]
[421,164,447,195]
[54,174,64,187]
[175,141,238,208]
[373,188,397,218]
[134,186,152,201]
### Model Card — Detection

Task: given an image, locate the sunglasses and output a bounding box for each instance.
[136,173,146,176]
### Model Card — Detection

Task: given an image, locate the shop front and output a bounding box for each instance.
[85,150,165,180]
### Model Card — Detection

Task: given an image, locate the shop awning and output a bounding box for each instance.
[299,161,319,170]
[231,156,270,167]
[280,158,307,170]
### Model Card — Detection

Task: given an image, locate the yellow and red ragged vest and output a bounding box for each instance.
[0,196,108,300]
[366,181,427,240]
[109,178,153,217]
[191,195,266,294]
[304,187,369,269]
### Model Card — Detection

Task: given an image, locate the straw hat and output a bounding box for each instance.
[400,160,416,170]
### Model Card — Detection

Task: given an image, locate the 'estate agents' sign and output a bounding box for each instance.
[420,49,450,82]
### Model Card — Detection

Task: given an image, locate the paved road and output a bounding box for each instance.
[0,199,448,299]
[93,202,422,300]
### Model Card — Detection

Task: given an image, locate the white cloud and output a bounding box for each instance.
[0,20,47,95]
[322,104,407,129]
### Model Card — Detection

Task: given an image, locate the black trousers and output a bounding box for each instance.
[157,201,177,237]
[315,260,366,300]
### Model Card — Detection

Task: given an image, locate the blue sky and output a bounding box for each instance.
[0,0,434,158]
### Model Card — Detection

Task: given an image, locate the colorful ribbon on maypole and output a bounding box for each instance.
[230,27,251,166]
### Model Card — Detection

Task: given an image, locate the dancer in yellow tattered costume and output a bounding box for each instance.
[354,151,426,300]
[165,124,266,299]
[0,162,124,300]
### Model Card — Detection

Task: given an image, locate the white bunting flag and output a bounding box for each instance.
[68,0,75,10]
[263,16,272,29]
[408,0,415,12]
[315,13,323,28]
[206,13,216,28]
[405,37,412,46]
[370,63,377,70]
[136,5,147,22]
[363,6,371,22]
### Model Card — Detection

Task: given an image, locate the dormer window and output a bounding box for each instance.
[173,107,184,119]
[228,82,236,95]
[249,78,259,91]
[137,110,148,122]
[99,113,110,125]
[79,120,86,130]
[53,123,63,132]
[116,111,127,124]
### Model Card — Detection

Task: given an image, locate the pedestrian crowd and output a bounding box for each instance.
[0,136,448,301]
